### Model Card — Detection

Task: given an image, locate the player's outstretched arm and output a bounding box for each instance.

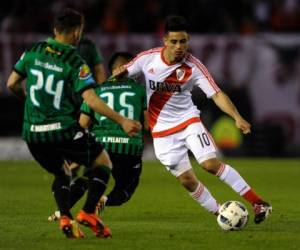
[7,71,26,101]
[212,91,251,134]
[93,63,106,84]
[112,65,128,78]
[81,88,141,136]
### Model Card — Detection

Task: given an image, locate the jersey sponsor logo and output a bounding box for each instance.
[34,59,63,72]
[101,85,131,91]
[149,79,181,93]
[176,68,185,81]
[30,122,62,132]
[79,64,91,79]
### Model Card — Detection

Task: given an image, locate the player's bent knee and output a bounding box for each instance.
[177,170,199,192]
[93,149,112,169]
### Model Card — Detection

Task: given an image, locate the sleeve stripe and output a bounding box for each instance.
[125,47,162,69]
[80,110,92,117]
[77,83,97,95]
[13,68,27,77]
[186,54,221,92]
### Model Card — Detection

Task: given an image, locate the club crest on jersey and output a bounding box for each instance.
[79,64,91,79]
[176,68,185,81]
[148,68,155,74]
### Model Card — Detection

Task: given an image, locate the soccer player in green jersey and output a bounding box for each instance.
[6,9,141,239]
[78,51,148,210]
[49,52,148,220]
[95,52,147,208]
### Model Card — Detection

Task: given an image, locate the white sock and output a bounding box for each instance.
[217,163,251,195]
[189,182,219,214]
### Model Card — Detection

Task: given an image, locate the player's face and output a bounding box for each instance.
[113,57,129,70]
[164,31,189,62]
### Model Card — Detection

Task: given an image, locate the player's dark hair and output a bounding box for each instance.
[54,8,84,33]
[108,52,134,74]
[164,15,188,34]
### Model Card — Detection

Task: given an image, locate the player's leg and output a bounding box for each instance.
[153,131,219,215]
[81,149,112,213]
[69,167,89,208]
[76,149,112,238]
[171,157,219,214]
[60,129,112,238]
[104,154,142,207]
[27,143,84,238]
[48,163,88,222]
[186,123,272,224]
[203,158,272,224]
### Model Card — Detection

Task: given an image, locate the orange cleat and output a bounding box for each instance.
[60,215,85,239]
[76,210,112,238]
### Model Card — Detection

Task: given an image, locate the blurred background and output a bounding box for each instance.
[0,0,300,158]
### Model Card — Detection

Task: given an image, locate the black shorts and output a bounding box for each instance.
[109,153,142,186]
[27,129,104,176]
[109,153,142,171]
[80,153,142,182]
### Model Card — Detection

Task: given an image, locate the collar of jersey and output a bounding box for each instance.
[46,37,75,49]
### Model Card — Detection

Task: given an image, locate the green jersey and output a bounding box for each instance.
[77,37,104,68]
[81,77,147,156]
[14,37,96,143]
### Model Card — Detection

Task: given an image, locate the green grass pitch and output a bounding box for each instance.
[0,158,299,250]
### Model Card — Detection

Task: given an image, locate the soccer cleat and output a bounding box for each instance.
[76,210,112,238]
[96,195,108,214]
[253,201,272,224]
[48,211,61,222]
[60,215,85,239]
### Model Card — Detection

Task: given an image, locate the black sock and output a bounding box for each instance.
[52,176,72,218]
[106,167,141,206]
[70,177,88,208]
[83,165,111,213]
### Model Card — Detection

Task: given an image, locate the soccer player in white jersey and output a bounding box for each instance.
[114,16,272,224]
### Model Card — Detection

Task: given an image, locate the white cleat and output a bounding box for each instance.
[48,211,61,222]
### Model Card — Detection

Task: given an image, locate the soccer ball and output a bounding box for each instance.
[217,201,249,231]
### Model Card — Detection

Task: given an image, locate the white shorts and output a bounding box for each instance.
[153,122,218,177]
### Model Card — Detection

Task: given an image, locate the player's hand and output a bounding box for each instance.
[235,117,251,134]
[121,118,142,137]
